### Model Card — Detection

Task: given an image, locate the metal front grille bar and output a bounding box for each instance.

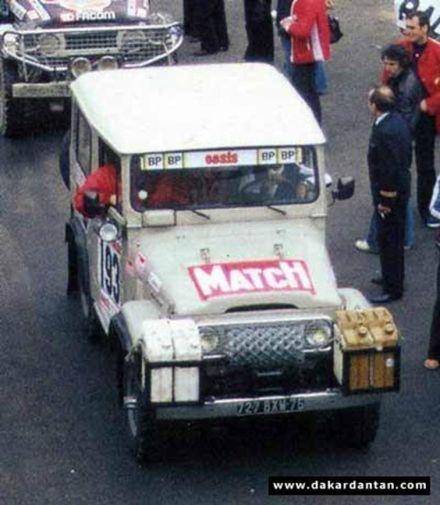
[2,22,183,73]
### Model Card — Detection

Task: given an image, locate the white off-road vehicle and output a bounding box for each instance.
[65,63,401,461]
[0,0,182,136]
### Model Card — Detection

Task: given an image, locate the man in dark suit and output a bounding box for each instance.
[193,0,229,56]
[367,85,412,304]
[183,0,199,39]
[243,0,274,63]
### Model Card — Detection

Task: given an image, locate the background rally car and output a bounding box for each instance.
[0,0,182,136]
[65,63,401,461]
[394,0,440,36]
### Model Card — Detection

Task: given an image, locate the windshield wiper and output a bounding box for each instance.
[191,209,210,220]
[266,205,287,216]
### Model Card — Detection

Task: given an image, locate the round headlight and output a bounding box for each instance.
[99,222,119,242]
[305,322,332,348]
[147,12,174,25]
[71,57,92,78]
[97,55,119,71]
[3,33,18,52]
[38,34,62,56]
[118,30,147,53]
[200,330,219,354]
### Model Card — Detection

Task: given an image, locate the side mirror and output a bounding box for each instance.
[333,176,355,201]
[84,191,107,218]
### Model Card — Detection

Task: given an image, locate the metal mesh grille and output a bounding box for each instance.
[65,31,118,51]
[222,325,306,368]
[17,26,179,71]
[200,322,327,369]
[120,29,175,64]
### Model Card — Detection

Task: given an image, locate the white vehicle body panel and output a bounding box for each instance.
[134,219,341,316]
[70,63,326,155]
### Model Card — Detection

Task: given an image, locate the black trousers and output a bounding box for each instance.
[291,63,322,124]
[377,202,406,297]
[194,0,228,53]
[428,253,440,359]
[244,0,274,63]
[183,0,199,37]
[415,112,437,222]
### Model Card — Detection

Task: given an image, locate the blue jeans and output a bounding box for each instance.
[279,35,292,78]
[314,60,328,95]
[367,202,415,250]
[280,35,328,95]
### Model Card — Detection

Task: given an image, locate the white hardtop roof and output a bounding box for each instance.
[71,63,326,155]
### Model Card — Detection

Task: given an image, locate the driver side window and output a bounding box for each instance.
[76,113,92,175]
[99,140,122,214]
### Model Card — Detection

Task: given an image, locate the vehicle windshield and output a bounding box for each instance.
[130,146,319,212]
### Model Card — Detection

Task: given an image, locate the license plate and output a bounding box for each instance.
[236,397,305,417]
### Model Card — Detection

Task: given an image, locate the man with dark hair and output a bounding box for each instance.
[401,11,440,227]
[355,43,423,254]
[382,43,423,132]
[367,85,412,304]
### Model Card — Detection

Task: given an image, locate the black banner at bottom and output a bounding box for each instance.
[268,476,430,495]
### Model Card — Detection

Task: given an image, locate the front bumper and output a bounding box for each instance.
[155,389,379,421]
[12,81,70,98]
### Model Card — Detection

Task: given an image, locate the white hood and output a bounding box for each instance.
[135,220,342,316]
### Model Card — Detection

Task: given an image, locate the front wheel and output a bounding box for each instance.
[77,252,101,342]
[59,131,71,189]
[0,60,23,137]
[333,403,381,449]
[122,353,162,462]
[0,60,43,137]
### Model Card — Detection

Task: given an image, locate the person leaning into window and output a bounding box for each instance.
[74,163,118,217]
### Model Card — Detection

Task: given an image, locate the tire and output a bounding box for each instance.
[334,403,381,449]
[122,352,162,462]
[77,250,101,342]
[59,131,71,189]
[0,59,43,137]
[66,228,78,295]
[0,59,22,137]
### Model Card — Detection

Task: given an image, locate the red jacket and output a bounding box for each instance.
[147,173,190,207]
[400,37,440,133]
[74,164,117,216]
[287,0,331,64]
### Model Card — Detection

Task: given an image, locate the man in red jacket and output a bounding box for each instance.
[280,0,331,124]
[75,164,194,216]
[74,164,118,217]
[401,11,440,228]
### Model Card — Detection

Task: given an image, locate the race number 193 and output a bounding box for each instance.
[99,240,121,304]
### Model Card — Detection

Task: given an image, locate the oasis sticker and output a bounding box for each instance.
[188,260,315,301]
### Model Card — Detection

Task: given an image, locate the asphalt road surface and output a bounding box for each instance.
[1,1,440,504]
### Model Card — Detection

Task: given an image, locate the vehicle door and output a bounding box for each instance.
[86,140,124,323]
